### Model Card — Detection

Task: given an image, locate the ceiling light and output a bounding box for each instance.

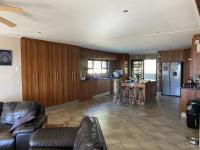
[37,32,41,34]
[123,10,128,13]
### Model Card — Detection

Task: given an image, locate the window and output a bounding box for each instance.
[87,60,108,74]
[144,59,156,81]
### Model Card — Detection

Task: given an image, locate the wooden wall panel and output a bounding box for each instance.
[159,50,185,62]
[180,88,200,112]
[21,37,80,106]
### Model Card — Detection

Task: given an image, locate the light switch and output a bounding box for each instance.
[15,66,20,72]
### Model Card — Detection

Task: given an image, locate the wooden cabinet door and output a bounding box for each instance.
[27,40,40,102]
[48,43,63,105]
[37,41,50,106]
[67,45,74,101]
[67,46,80,101]
[21,39,38,101]
[62,45,70,102]
[73,46,80,100]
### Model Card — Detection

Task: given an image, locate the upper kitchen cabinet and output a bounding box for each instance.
[118,54,130,77]
[159,50,185,62]
[192,34,200,76]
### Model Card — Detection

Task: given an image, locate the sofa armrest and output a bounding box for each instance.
[93,117,107,150]
[12,115,47,135]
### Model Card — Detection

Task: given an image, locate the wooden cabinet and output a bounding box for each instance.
[180,88,200,112]
[118,54,130,77]
[80,79,112,101]
[191,34,200,76]
[159,50,185,62]
[21,38,80,106]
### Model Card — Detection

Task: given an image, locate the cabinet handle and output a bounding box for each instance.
[56,72,59,82]
[33,73,36,85]
[73,72,76,81]
[36,73,38,85]
[72,72,73,81]
[54,72,57,83]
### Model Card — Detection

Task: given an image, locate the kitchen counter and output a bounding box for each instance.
[180,88,200,114]
[181,87,200,90]
[122,81,157,102]
[81,78,112,82]
[80,79,112,101]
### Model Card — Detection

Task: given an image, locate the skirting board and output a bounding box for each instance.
[46,100,80,110]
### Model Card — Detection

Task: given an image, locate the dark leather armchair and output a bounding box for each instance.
[0,101,47,150]
[29,116,107,150]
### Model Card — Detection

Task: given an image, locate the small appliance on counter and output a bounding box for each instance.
[187,77,195,88]
[195,75,200,88]
[183,76,200,88]
[80,74,86,80]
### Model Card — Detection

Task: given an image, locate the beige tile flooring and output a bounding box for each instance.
[46,94,199,150]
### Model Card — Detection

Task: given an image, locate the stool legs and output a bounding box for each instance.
[115,86,144,105]
[115,87,122,104]
[129,88,136,104]
[136,88,144,104]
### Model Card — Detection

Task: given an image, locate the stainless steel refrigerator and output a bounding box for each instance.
[162,62,182,96]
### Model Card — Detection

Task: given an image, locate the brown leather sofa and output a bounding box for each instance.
[29,116,107,150]
[0,101,47,150]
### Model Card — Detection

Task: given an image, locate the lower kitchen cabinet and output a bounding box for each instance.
[80,79,112,101]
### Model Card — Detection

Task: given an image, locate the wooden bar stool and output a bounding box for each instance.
[136,87,144,104]
[128,84,136,104]
[121,83,130,104]
[115,82,126,104]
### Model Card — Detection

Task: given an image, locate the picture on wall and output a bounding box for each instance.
[0,50,12,65]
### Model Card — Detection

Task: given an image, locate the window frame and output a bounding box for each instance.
[87,59,108,74]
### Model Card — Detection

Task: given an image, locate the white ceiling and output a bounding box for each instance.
[0,0,200,54]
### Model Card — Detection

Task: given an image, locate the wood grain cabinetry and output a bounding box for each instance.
[159,50,185,62]
[80,79,112,101]
[21,38,80,106]
[80,48,118,60]
[118,54,130,77]
[191,34,200,76]
[180,88,200,112]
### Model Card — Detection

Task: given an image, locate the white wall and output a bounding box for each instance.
[0,35,22,102]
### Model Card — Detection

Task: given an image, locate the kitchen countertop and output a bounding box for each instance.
[181,87,200,90]
[81,78,112,82]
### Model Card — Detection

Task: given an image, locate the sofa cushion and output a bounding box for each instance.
[73,116,102,150]
[0,123,15,150]
[0,101,37,124]
[30,127,78,148]
[9,110,36,132]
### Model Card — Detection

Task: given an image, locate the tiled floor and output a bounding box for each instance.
[46,94,199,150]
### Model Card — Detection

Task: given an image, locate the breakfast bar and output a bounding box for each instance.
[116,81,157,104]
